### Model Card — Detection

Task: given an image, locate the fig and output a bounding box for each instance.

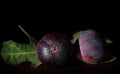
[77,30,105,64]
[71,30,116,64]
[37,33,73,66]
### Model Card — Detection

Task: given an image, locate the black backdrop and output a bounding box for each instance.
[0,9,120,74]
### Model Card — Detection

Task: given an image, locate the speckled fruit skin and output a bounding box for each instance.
[37,33,73,66]
[77,30,105,64]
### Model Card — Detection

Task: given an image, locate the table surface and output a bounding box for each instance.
[0,57,120,74]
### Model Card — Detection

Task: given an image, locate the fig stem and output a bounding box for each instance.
[71,31,83,44]
[18,25,37,44]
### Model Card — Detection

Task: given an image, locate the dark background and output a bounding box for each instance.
[0,5,120,74]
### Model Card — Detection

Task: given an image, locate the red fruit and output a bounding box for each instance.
[77,30,105,64]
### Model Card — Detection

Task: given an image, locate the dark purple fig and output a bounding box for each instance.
[36,33,73,66]
[77,30,105,64]
[71,30,116,64]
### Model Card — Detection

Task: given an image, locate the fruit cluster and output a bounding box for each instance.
[0,25,116,67]
[37,30,116,66]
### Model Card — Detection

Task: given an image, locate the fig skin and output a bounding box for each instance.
[36,33,74,66]
[77,30,105,64]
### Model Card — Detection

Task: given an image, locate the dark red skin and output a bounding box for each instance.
[77,30,105,64]
[37,33,73,66]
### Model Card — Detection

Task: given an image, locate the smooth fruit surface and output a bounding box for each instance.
[77,30,105,64]
[37,33,73,66]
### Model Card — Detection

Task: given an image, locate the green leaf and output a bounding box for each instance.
[105,39,113,44]
[0,25,41,68]
[71,31,83,44]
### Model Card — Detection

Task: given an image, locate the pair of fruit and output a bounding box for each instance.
[37,30,116,66]
[0,25,116,68]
